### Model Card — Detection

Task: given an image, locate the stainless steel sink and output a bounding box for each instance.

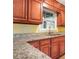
[49,34,60,36]
[44,33,61,36]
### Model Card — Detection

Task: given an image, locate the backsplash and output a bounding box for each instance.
[13,24,64,33]
[58,26,65,32]
[13,24,38,33]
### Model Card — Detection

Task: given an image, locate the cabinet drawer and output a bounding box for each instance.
[59,36,65,41]
[51,37,59,43]
[40,39,50,46]
[28,41,39,49]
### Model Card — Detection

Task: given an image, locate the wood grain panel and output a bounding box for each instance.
[13,0,26,18]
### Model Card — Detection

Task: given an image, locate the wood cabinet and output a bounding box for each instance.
[53,1,65,11]
[51,37,60,59]
[13,0,27,23]
[40,44,50,56]
[44,0,53,6]
[57,12,62,26]
[40,39,50,56]
[28,0,42,24]
[61,11,65,26]
[13,0,65,25]
[28,40,39,49]
[43,0,65,26]
[28,36,65,58]
[57,11,65,26]
[28,39,50,56]
[59,36,65,55]
[43,0,65,11]
[43,0,58,12]
[51,36,65,59]
[13,0,43,24]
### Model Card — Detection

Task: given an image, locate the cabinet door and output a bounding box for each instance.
[57,11,65,26]
[53,1,65,11]
[44,0,52,5]
[28,41,39,49]
[13,0,27,23]
[51,37,60,59]
[61,11,65,26]
[29,0,42,24]
[40,39,50,56]
[40,44,50,56]
[59,36,65,55]
[57,12,62,26]
[51,41,59,59]
[60,40,65,55]
[53,1,61,9]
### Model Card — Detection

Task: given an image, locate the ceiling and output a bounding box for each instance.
[56,0,65,5]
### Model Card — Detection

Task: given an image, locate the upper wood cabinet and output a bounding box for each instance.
[57,12,62,26]
[13,0,27,23]
[57,10,65,26]
[53,1,65,11]
[61,11,65,26]
[13,0,43,24]
[44,0,53,6]
[43,0,65,11]
[13,0,65,25]
[28,0,42,24]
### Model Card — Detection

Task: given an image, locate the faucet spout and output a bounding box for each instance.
[48,26,51,35]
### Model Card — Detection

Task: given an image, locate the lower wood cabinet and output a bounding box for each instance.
[28,40,39,49]
[40,39,50,56]
[40,44,50,56]
[28,36,65,58]
[51,37,60,59]
[59,36,65,56]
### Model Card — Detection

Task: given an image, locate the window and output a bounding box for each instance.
[38,8,58,32]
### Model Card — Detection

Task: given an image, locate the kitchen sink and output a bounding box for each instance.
[48,34,60,36]
[44,33,61,36]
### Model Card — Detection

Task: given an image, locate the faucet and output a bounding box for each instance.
[48,25,51,35]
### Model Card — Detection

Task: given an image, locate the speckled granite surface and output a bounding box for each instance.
[14,40,52,59]
[13,32,65,42]
[13,32,65,59]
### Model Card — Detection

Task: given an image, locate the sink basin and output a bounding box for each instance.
[45,33,61,36]
[49,34,60,36]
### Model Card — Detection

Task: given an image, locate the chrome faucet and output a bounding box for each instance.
[48,25,51,35]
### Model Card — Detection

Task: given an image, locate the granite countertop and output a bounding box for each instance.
[13,32,65,42]
[14,40,51,59]
[13,32,64,59]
